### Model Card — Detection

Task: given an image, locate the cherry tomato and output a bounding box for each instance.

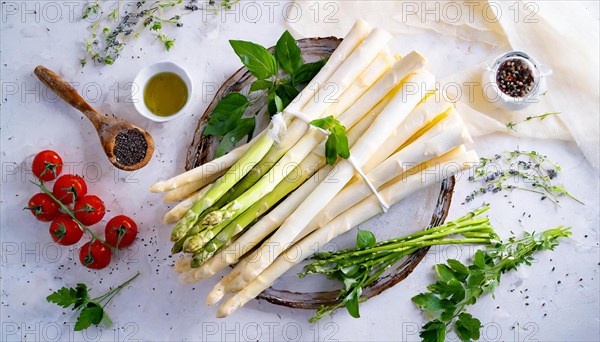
[25,193,61,222]
[105,215,138,248]
[79,240,112,269]
[74,195,106,226]
[32,150,63,182]
[53,174,87,205]
[49,216,83,246]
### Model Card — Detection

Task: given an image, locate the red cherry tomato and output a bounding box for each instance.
[26,193,61,222]
[79,240,112,269]
[105,215,138,248]
[74,195,106,226]
[32,150,63,182]
[49,216,84,246]
[53,174,87,205]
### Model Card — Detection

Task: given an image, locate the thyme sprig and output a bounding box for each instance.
[81,0,240,66]
[465,149,583,206]
[506,112,561,131]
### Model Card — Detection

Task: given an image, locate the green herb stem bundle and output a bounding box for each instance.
[301,205,496,322]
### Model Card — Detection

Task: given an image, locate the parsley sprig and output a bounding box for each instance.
[300,206,496,322]
[412,227,571,342]
[47,272,140,331]
[204,30,326,157]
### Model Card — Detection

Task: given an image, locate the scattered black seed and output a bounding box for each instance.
[114,129,148,166]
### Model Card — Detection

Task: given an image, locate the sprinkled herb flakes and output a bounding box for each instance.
[81,0,240,65]
[465,149,583,206]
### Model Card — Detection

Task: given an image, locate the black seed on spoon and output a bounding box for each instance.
[114,129,148,166]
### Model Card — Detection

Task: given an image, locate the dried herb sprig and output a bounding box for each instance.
[81,0,239,66]
[465,149,583,206]
[506,112,561,131]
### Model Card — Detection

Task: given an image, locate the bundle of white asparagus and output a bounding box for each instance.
[151,20,478,317]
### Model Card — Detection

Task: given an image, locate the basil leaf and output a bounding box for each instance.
[293,59,327,85]
[275,84,299,109]
[249,80,273,92]
[310,116,350,165]
[204,93,250,136]
[275,30,303,76]
[356,230,376,249]
[274,95,283,113]
[215,118,256,157]
[229,40,277,80]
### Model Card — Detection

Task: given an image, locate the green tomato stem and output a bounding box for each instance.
[31,181,109,246]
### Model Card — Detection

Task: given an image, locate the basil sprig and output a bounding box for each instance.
[204,30,327,157]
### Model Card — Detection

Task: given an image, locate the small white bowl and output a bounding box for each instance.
[132,61,193,123]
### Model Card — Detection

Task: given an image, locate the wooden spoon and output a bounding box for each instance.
[34,65,154,171]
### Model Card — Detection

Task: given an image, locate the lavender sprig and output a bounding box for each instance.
[465,149,582,206]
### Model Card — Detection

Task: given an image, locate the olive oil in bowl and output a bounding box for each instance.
[143,72,189,117]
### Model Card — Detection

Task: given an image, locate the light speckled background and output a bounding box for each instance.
[1,1,598,341]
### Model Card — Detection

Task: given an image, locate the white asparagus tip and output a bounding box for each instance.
[193,267,213,280]
[206,284,226,306]
[216,298,240,318]
[149,182,164,193]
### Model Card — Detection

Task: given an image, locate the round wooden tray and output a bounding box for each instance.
[185,38,455,309]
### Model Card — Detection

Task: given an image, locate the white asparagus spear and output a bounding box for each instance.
[216,150,479,317]
[151,20,373,194]
[163,184,213,224]
[361,99,453,173]
[162,169,225,203]
[297,28,393,119]
[231,59,431,289]
[284,20,373,115]
[149,131,264,193]
[325,49,394,118]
